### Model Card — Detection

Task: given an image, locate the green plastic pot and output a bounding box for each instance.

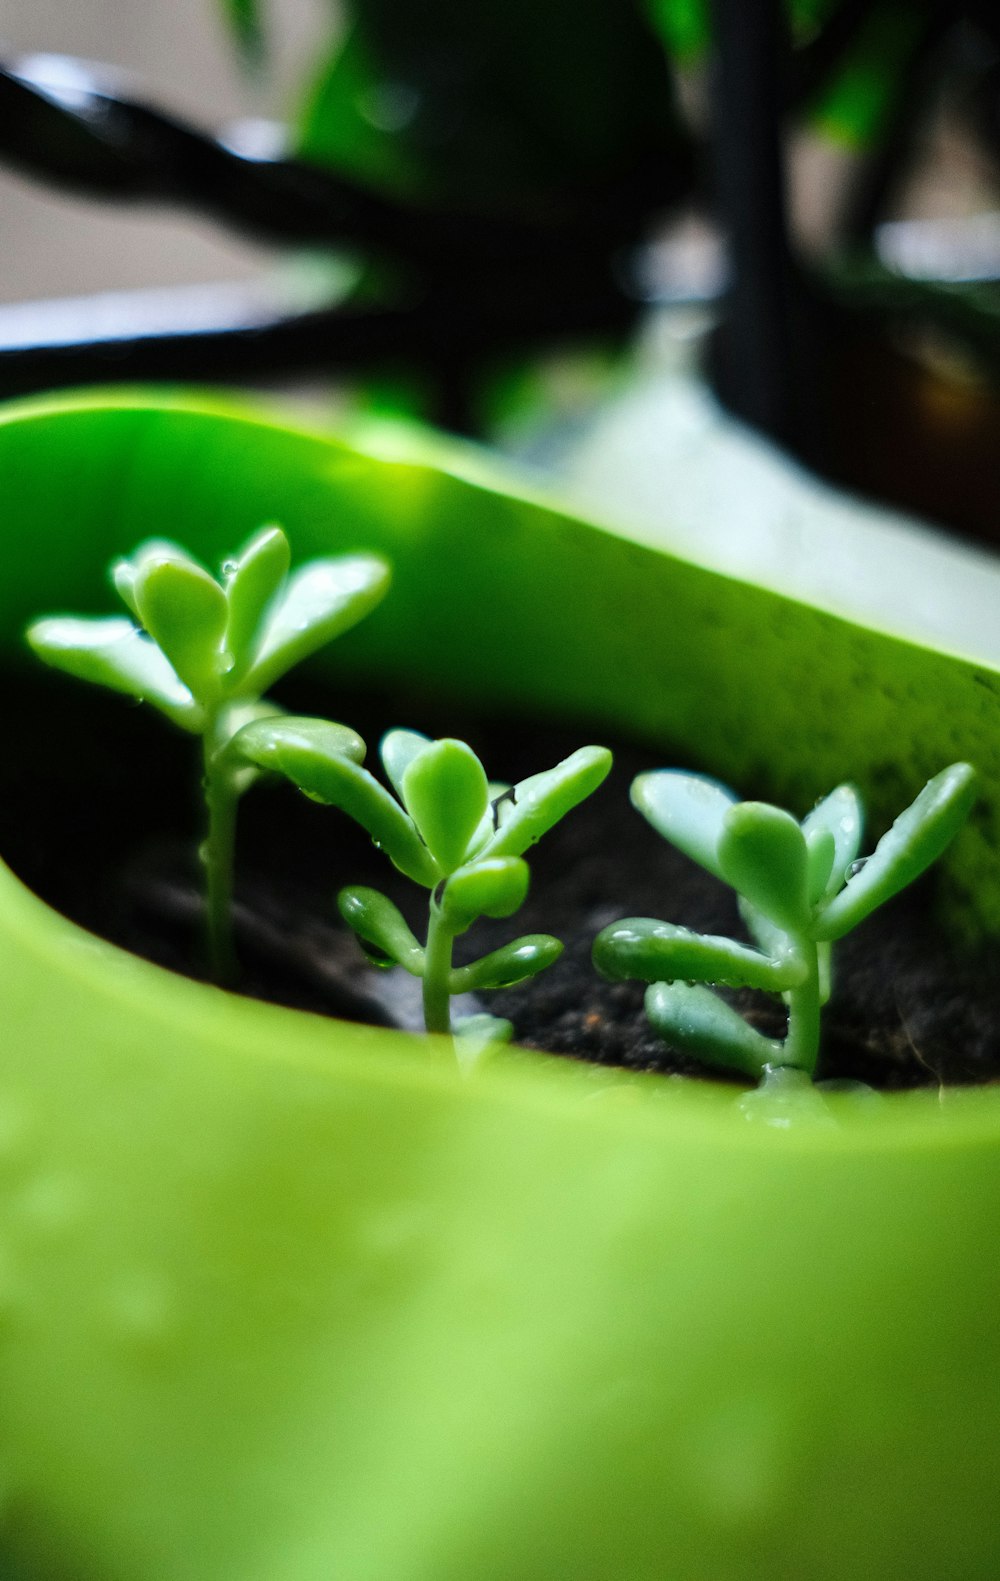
[0,391,999,1581]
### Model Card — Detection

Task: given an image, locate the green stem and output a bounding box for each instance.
[781,941,821,1078]
[202,708,239,987]
[422,899,455,1035]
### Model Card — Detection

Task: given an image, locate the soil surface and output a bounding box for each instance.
[4,671,1000,1089]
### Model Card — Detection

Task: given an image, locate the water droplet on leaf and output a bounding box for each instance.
[360,939,394,970]
[846,857,868,880]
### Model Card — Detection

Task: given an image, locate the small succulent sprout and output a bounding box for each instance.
[594,762,977,1083]
[234,718,612,1041]
[27,528,390,983]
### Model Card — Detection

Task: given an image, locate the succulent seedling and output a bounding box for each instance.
[593,763,977,1082]
[234,717,612,1042]
[27,529,390,983]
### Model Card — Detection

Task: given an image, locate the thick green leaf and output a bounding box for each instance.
[593,917,804,992]
[804,827,837,908]
[338,886,425,975]
[401,739,490,872]
[381,728,432,802]
[224,526,290,682]
[816,762,977,941]
[233,716,437,886]
[247,554,390,695]
[442,856,530,929]
[133,556,229,704]
[718,802,810,933]
[631,771,737,880]
[450,934,563,992]
[112,538,193,619]
[802,783,863,905]
[484,746,612,861]
[26,615,200,731]
[645,982,780,1080]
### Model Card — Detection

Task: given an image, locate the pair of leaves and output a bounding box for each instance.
[380,729,614,885]
[338,885,562,991]
[631,764,974,942]
[235,721,612,893]
[28,528,391,734]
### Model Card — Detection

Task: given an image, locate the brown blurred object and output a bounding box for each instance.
[816,323,1000,547]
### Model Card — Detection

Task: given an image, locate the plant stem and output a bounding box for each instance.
[422,900,455,1035]
[781,942,821,1078]
[202,708,239,987]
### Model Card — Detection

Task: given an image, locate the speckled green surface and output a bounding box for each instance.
[0,391,998,1581]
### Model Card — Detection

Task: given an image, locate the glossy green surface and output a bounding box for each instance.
[0,391,999,1580]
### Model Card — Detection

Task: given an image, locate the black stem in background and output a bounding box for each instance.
[707,0,798,445]
[0,279,637,408]
[0,57,645,278]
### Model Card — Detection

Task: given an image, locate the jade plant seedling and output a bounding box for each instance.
[27,529,390,983]
[234,716,612,1041]
[593,762,977,1082]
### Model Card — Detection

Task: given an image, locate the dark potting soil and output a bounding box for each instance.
[3,670,999,1090]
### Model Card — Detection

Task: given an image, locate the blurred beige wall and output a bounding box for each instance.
[0,0,329,303]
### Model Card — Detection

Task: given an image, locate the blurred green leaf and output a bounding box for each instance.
[296,0,686,218]
[247,553,390,697]
[808,1,926,149]
[631,770,737,881]
[224,526,290,682]
[25,615,199,732]
[132,556,228,704]
[381,728,432,802]
[219,0,266,69]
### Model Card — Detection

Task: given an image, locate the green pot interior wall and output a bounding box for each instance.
[0,391,998,1581]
